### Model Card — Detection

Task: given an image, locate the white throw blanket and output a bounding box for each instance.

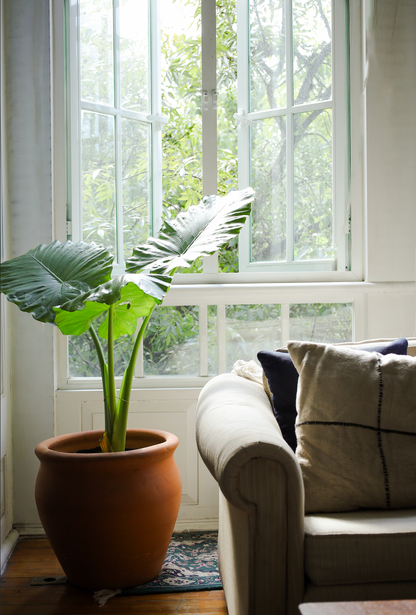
[231,359,263,386]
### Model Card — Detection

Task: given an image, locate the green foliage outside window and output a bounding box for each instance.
[289,303,352,342]
[70,0,348,379]
[144,306,200,376]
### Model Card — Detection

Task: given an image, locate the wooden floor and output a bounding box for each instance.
[1,537,228,614]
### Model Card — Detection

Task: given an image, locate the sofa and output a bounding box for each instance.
[196,338,416,615]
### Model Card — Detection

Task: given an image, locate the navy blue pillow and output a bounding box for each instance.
[257,338,408,453]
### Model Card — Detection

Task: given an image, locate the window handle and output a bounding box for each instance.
[233,109,256,127]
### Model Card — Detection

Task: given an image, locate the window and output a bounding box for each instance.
[64,0,355,383]
[67,0,350,276]
[237,0,349,272]
[68,298,353,381]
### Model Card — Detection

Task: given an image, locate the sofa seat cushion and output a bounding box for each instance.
[304,509,416,586]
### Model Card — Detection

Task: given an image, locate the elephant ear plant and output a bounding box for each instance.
[0,189,254,453]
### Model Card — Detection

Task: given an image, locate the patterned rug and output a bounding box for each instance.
[94,531,221,605]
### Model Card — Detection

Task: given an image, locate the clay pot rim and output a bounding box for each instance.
[35,428,179,461]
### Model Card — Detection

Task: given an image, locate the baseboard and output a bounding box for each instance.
[13,523,46,537]
[1,528,19,574]
[174,518,219,532]
[12,520,218,537]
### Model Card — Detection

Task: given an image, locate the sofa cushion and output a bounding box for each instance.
[304,509,416,586]
[288,341,416,513]
[256,350,299,452]
[257,338,408,453]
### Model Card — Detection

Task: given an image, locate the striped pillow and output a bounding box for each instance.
[288,341,416,513]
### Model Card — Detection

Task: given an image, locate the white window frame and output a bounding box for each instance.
[65,0,362,283]
[54,0,365,391]
[67,0,165,272]
[237,0,350,274]
[179,0,363,284]
[58,283,361,391]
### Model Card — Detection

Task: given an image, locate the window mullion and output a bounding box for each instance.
[286,0,294,265]
[248,100,332,121]
[201,0,217,196]
[281,303,290,345]
[115,113,123,266]
[150,0,162,235]
[68,0,82,242]
[237,0,251,271]
[114,0,121,110]
[114,0,124,266]
[217,304,226,374]
[199,305,208,377]
[201,0,218,274]
[333,0,349,272]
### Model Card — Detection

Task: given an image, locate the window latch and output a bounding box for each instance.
[202,90,218,111]
[233,109,256,128]
[146,114,168,131]
[212,90,217,110]
[345,203,351,235]
[202,90,209,111]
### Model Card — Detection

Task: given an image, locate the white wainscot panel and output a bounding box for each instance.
[366,292,416,340]
[55,389,201,516]
[82,399,197,505]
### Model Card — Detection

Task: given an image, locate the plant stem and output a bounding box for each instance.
[111,307,155,452]
[107,305,117,436]
[88,325,112,437]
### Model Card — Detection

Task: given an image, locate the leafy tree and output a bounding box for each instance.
[289,303,352,342]
[249,0,333,262]
[144,306,199,376]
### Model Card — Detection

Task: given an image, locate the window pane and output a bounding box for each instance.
[144,306,199,376]
[289,303,352,342]
[80,0,114,106]
[226,304,281,371]
[292,0,332,105]
[161,0,202,220]
[251,117,286,262]
[119,0,149,112]
[294,108,333,261]
[250,0,286,112]
[121,118,150,261]
[81,111,116,254]
[68,314,135,377]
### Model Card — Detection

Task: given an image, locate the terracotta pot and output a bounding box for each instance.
[35,429,182,590]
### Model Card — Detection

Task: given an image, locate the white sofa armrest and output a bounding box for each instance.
[196,373,305,615]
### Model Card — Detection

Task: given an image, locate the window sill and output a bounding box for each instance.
[171,270,363,286]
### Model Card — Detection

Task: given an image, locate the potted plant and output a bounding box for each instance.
[0,189,253,590]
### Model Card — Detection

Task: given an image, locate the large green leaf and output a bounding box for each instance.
[0,241,114,323]
[54,272,172,340]
[126,188,254,274]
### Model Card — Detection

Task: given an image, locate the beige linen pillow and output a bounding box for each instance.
[287,341,416,514]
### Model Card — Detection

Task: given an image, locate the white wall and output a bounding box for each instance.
[3,0,55,534]
[1,0,17,567]
[1,0,415,539]
[365,0,416,282]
